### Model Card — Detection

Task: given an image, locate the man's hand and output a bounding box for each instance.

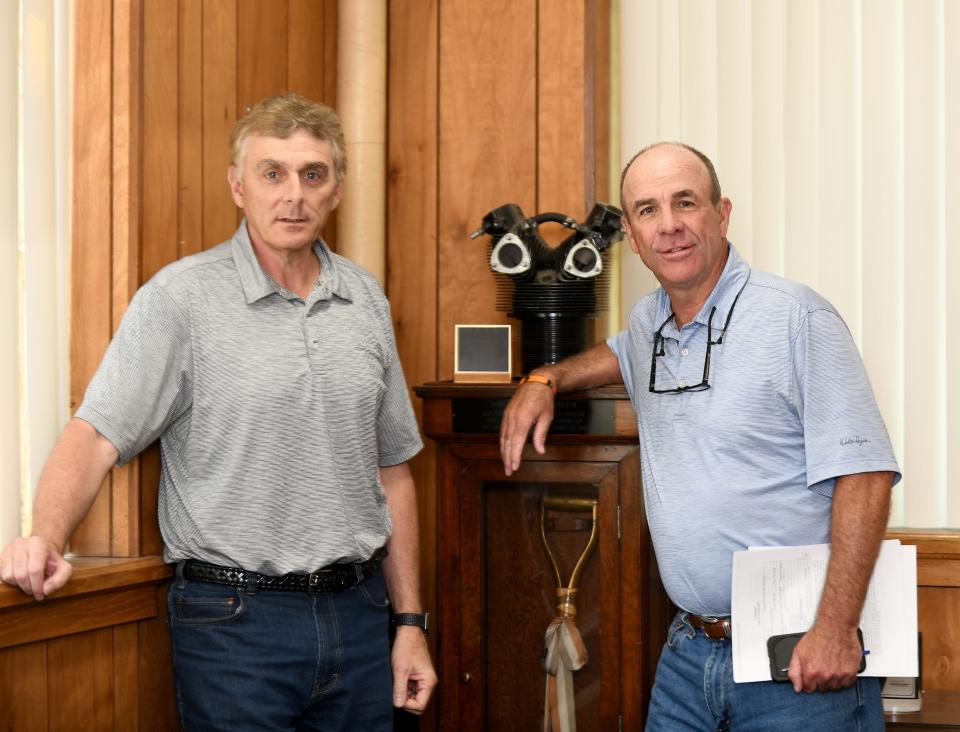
[500,380,555,475]
[391,627,437,714]
[787,623,864,693]
[0,536,73,601]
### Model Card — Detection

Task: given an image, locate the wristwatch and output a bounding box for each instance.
[393,612,430,635]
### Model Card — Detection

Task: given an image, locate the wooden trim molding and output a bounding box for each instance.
[0,556,178,728]
[886,529,960,692]
[0,556,171,615]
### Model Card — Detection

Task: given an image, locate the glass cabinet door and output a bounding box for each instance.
[456,460,622,732]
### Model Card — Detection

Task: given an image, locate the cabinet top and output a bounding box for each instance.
[414,381,630,401]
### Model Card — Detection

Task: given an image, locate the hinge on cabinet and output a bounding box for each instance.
[617,505,622,540]
[618,714,623,731]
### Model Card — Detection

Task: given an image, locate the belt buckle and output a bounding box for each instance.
[307,569,328,593]
[307,568,352,593]
[699,615,731,639]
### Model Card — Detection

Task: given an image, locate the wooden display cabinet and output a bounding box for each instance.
[416,382,672,731]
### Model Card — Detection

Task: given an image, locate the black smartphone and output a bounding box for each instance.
[767,628,866,682]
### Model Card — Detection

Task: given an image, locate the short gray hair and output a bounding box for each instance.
[230,93,347,181]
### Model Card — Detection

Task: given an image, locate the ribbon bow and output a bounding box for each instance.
[542,615,588,732]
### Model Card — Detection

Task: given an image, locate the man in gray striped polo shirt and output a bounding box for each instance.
[0,94,436,730]
[501,142,899,731]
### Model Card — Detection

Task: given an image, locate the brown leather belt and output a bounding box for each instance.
[687,614,732,640]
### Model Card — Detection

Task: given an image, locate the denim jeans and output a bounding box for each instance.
[167,563,393,732]
[645,612,884,732]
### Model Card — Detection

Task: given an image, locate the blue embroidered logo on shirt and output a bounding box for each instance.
[840,436,871,447]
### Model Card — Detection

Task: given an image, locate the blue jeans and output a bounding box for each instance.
[167,563,393,732]
[645,612,884,732]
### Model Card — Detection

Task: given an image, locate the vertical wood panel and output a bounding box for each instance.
[143,0,180,281]
[322,1,338,107]
[438,1,537,380]
[47,628,114,732]
[538,0,588,223]
[288,0,328,103]
[237,0,289,114]
[178,0,203,257]
[71,0,113,407]
[202,0,239,248]
[70,0,113,556]
[590,0,614,338]
[112,0,142,322]
[0,642,47,730]
[918,585,960,690]
[113,623,140,730]
[139,590,179,730]
[107,0,146,559]
[387,2,439,727]
[591,0,611,207]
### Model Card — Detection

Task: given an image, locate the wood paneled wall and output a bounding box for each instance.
[70,0,339,557]
[889,531,960,692]
[0,558,177,731]
[387,10,611,707]
[17,3,960,731]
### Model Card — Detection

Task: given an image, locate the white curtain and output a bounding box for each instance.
[619,0,958,528]
[0,0,71,546]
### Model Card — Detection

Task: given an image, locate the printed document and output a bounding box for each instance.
[731,540,917,683]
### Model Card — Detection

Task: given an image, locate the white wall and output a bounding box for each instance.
[620,0,958,528]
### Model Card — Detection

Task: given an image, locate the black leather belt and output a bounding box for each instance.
[182,547,386,593]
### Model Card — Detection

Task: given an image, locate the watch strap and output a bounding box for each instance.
[393,612,430,634]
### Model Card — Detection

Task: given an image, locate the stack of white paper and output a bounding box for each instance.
[731,539,918,683]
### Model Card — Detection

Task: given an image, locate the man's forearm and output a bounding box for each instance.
[816,471,893,631]
[530,342,622,393]
[31,418,119,551]
[379,462,423,613]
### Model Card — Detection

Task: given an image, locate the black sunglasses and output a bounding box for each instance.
[648,289,742,394]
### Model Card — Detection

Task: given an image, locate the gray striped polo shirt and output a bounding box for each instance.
[76,222,422,574]
[608,244,900,616]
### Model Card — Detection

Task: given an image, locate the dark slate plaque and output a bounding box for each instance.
[451,397,615,435]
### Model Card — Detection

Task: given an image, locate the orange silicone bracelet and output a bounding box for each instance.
[518,374,557,394]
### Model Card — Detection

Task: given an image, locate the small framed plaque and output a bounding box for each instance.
[454,324,512,383]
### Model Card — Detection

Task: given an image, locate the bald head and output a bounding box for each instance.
[619,142,722,211]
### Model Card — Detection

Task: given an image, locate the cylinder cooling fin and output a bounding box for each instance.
[472,202,624,367]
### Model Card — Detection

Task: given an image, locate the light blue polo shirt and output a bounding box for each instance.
[608,244,901,616]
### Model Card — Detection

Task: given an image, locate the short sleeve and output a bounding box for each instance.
[374,304,423,467]
[607,329,638,402]
[795,308,901,495]
[75,283,194,465]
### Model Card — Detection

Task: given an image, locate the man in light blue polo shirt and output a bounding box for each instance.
[500,142,899,731]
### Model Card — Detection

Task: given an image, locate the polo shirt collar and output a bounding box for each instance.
[654,242,751,339]
[231,220,353,304]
